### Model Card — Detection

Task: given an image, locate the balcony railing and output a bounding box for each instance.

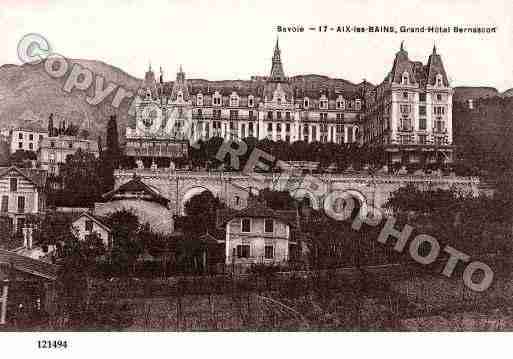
[193,114,258,121]
[433,127,447,134]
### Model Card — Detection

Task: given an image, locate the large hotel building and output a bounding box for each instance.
[126,40,453,165]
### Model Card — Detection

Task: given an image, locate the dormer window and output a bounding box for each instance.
[320,96,328,110]
[230,93,239,107]
[196,93,203,106]
[355,99,361,111]
[277,98,282,105]
[436,74,443,87]
[304,98,309,108]
[336,97,345,110]
[177,91,183,101]
[402,72,409,85]
[213,92,221,106]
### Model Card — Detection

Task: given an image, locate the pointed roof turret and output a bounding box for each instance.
[269,36,286,82]
[388,41,415,84]
[171,64,190,101]
[144,61,157,92]
[426,44,449,87]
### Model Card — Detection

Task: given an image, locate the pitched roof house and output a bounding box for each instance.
[71,211,112,249]
[217,199,298,270]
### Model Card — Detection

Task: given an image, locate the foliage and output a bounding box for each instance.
[257,188,298,210]
[187,137,392,173]
[48,148,103,207]
[100,115,121,192]
[8,149,37,168]
[105,209,143,275]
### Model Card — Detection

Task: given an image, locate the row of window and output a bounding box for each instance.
[399,117,446,132]
[402,73,444,87]
[18,142,35,150]
[267,123,291,132]
[1,195,26,213]
[398,134,448,145]
[402,92,444,102]
[197,94,362,111]
[304,98,361,111]
[400,104,446,116]
[241,218,274,233]
[199,94,255,108]
[17,133,44,141]
[235,244,274,259]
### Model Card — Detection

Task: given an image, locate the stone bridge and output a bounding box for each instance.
[113,169,480,217]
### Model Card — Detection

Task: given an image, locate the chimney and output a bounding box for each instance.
[27,226,33,250]
[22,227,28,248]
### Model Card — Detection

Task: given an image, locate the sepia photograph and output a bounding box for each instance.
[0,0,512,356]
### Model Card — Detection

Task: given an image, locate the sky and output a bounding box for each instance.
[1,0,512,91]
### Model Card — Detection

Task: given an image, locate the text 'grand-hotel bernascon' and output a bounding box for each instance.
[126,39,453,164]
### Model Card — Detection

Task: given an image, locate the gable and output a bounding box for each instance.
[0,168,38,192]
[72,213,111,233]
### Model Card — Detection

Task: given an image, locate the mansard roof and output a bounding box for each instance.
[389,42,417,85]
[426,46,449,87]
[388,42,449,88]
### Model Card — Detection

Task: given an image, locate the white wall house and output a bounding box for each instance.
[10,128,48,154]
[0,166,47,234]
[217,200,297,270]
[71,212,112,249]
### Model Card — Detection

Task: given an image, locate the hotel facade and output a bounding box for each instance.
[127,40,453,165]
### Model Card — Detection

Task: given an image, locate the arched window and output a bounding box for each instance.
[320,95,328,110]
[213,92,221,106]
[436,74,443,87]
[304,98,309,108]
[196,93,203,106]
[336,96,345,110]
[402,72,409,85]
[230,93,239,107]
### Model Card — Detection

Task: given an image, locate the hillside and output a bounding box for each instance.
[0,60,369,144]
[453,86,499,103]
[453,95,513,173]
[0,59,142,143]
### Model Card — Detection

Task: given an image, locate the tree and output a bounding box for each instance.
[105,209,143,276]
[182,191,224,233]
[57,231,105,328]
[56,148,103,206]
[204,137,224,170]
[257,189,297,210]
[9,150,37,168]
[101,115,121,192]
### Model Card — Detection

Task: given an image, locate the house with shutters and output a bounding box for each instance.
[0,166,47,235]
[217,199,298,270]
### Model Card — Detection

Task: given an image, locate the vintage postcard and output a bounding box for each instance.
[0,0,512,357]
